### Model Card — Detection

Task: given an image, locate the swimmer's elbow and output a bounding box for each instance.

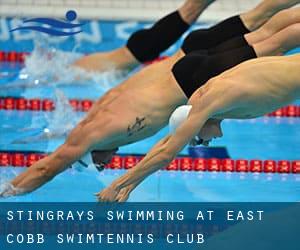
[158,153,172,167]
[159,136,179,165]
[36,165,56,181]
[36,154,69,180]
[142,136,175,171]
[158,147,176,167]
[38,145,80,180]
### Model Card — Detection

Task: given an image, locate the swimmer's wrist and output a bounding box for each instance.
[112,170,140,191]
[110,181,122,192]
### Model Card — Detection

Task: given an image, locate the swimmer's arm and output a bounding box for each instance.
[107,108,213,196]
[5,138,89,197]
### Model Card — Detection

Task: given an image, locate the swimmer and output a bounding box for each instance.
[2,0,300,197]
[18,1,300,143]
[73,0,300,73]
[73,0,217,73]
[98,54,300,202]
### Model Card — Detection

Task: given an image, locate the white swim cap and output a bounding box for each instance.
[169,105,192,134]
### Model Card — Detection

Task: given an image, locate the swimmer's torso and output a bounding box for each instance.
[114,49,187,119]
[90,50,187,149]
[211,55,300,119]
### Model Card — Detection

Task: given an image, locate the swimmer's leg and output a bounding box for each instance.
[209,22,300,60]
[240,0,300,31]
[73,0,215,73]
[210,7,300,54]
[181,0,300,54]
[245,7,300,45]
[253,23,300,57]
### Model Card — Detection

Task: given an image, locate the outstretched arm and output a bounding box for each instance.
[1,141,88,197]
[97,106,213,202]
[97,77,239,202]
[0,115,103,197]
[7,144,86,196]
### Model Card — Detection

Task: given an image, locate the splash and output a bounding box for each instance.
[3,35,127,91]
[43,89,80,137]
[0,182,25,198]
[0,173,27,198]
[12,89,81,144]
[20,35,82,84]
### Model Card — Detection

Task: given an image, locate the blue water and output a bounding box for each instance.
[1,168,299,202]
[0,21,300,202]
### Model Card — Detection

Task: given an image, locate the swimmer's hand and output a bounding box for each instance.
[96,185,120,202]
[96,184,133,202]
[115,186,132,202]
[0,183,19,198]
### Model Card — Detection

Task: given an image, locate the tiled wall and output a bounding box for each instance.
[0,0,262,21]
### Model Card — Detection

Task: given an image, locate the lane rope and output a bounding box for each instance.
[0,97,299,117]
[0,51,28,63]
[1,50,299,117]
[2,55,299,174]
[0,151,299,174]
[0,50,167,64]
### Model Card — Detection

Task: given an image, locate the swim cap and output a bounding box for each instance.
[169,105,204,145]
[169,105,192,134]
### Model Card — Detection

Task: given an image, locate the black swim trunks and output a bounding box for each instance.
[172,45,257,98]
[181,15,250,54]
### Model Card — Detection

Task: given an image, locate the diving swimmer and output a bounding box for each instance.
[98,54,300,202]
[2,0,300,197]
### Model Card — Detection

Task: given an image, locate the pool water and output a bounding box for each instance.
[0,20,300,202]
[1,168,300,202]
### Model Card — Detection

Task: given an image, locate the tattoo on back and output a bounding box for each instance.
[127,117,146,136]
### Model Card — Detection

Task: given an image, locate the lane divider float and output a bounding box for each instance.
[0,151,299,174]
[1,51,299,117]
[0,51,167,64]
[0,51,29,63]
[0,97,299,117]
